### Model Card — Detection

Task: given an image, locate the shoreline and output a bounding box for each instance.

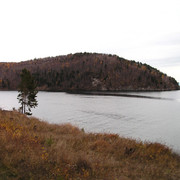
[0,88,179,92]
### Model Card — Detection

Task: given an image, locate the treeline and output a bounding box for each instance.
[0,52,179,91]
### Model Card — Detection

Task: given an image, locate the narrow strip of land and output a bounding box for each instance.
[67,91,172,100]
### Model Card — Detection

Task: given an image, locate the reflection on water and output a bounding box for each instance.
[0,90,180,152]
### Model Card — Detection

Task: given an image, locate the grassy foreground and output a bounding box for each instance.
[0,110,180,180]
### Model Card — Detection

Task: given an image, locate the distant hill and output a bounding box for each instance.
[0,52,179,91]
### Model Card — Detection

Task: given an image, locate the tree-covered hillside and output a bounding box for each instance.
[0,52,179,91]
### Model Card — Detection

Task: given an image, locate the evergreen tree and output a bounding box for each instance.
[17,69,38,115]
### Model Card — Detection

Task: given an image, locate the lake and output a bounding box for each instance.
[0,90,180,152]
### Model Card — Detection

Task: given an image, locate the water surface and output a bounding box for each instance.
[0,90,180,152]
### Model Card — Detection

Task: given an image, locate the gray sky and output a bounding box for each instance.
[0,0,180,82]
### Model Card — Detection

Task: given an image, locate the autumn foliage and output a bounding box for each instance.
[0,109,180,179]
[0,52,179,91]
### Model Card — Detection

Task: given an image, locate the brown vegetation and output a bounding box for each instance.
[0,52,179,91]
[0,109,180,179]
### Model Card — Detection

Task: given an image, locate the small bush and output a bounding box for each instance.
[45,136,54,147]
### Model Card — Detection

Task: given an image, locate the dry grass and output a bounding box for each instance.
[0,109,180,179]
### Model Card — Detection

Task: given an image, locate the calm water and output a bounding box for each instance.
[0,90,180,152]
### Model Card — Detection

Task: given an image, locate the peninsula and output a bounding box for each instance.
[0,52,179,91]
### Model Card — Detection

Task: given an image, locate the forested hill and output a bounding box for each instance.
[0,52,179,91]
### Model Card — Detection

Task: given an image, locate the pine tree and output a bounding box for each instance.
[17,68,38,115]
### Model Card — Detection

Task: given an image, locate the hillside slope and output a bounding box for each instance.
[1,109,180,179]
[0,52,179,91]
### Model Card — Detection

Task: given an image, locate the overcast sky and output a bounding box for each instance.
[0,0,180,82]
